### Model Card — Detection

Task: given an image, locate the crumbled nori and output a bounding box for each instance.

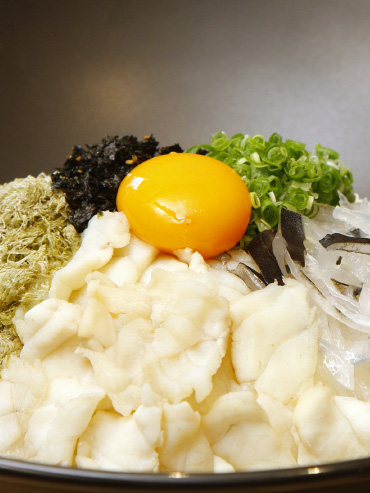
[52,135,183,233]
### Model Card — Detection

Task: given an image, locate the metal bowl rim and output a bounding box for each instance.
[2,455,370,486]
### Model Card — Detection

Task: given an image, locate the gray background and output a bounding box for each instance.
[1,0,370,197]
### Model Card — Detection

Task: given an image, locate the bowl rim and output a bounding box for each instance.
[2,456,370,488]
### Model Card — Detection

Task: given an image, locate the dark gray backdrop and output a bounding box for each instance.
[1,0,370,197]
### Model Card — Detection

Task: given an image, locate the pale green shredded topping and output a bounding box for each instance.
[0,173,81,371]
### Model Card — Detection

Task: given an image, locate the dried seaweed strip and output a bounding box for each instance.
[0,173,80,371]
[52,135,183,232]
[0,324,21,368]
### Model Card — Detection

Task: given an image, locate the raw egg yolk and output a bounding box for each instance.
[116,152,251,259]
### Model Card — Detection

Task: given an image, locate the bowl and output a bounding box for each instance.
[2,2,370,492]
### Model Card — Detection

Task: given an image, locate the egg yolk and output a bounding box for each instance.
[116,152,251,258]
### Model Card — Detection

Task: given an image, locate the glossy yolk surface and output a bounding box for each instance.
[116,152,251,258]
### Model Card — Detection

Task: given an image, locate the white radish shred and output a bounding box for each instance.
[273,198,370,397]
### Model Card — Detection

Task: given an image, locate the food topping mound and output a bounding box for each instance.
[0,174,80,370]
[52,135,183,233]
[188,132,355,246]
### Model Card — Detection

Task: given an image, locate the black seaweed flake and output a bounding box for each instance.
[52,135,183,233]
[280,208,306,267]
[247,230,284,286]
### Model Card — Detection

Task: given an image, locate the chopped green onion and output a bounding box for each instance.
[318,169,339,193]
[284,158,306,180]
[249,191,261,208]
[285,139,306,153]
[249,177,270,197]
[250,135,266,150]
[279,200,298,212]
[268,175,283,196]
[268,191,277,205]
[186,132,355,246]
[285,188,311,211]
[264,146,288,166]
[261,199,279,228]
[268,133,282,145]
[316,143,340,160]
[210,132,230,151]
